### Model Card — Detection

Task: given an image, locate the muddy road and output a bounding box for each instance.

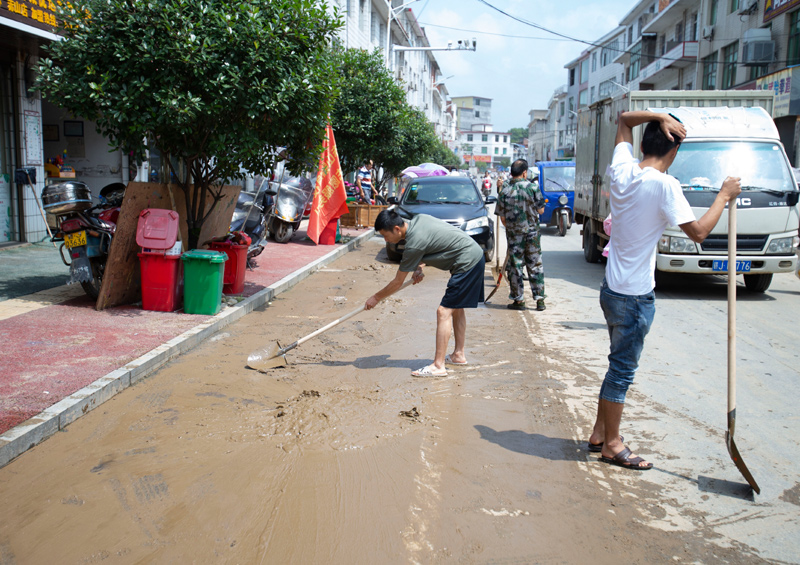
[0,234,795,564]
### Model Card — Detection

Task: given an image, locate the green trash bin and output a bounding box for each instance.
[181,250,228,315]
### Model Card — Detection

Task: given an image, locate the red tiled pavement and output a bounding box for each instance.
[0,226,369,435]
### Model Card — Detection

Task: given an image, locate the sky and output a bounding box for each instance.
[418,0,638,132]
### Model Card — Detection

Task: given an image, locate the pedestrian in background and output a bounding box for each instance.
[356,159,374,204]
[588,110,740,471]
[495,158,546,311]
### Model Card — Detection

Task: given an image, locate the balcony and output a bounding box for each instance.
[639,41,698,82]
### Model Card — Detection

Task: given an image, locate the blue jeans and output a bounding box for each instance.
[599,280,656,404]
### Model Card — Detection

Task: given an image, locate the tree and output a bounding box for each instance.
[426,142,460,169]
[500,157,511,168]
[36,0,341,249]
[378,106,438,188]
[330,48,408,179]
[509,127,528,145]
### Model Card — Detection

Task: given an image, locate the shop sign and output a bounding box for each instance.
[471,155,491,162]
[764,0,800,22]
[755,67,800,117]
[1,0,58,32]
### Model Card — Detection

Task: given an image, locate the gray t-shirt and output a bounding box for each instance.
[399,214,483,274]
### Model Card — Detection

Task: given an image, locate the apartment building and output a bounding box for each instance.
[456,127,513,169]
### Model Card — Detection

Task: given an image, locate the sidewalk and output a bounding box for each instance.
[0,224,375,468]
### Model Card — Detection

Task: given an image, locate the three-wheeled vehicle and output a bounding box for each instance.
[535,161,575,236]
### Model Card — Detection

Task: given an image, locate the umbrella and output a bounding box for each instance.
[417,163,449,172]
[401,166,448,178]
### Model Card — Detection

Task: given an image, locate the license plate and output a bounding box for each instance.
[64,230,87,249]
[712,260,752,273]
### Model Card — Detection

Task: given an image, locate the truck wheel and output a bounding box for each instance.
[743,273,772,293]
[583,220,602,263]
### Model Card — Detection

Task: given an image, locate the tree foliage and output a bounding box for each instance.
[330,47,452,189]
[509,127,528,145]
[36,0,341,248]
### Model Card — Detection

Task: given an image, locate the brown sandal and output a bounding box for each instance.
[587,435,624,453]
[599,447,653,471]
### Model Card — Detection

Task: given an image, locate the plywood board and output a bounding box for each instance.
[95,182,240,311]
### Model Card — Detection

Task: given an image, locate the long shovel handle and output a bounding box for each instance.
[727,200,736,418]
[284,278,414,353]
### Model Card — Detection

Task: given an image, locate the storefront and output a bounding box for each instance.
[0,6,131,245]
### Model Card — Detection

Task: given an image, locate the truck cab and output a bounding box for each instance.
[653,106,798,292]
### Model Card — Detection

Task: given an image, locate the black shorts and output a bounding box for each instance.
[440,257,486,309]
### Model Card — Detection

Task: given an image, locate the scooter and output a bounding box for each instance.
[230,178,271,263]
[266,171,315,243]
[42,181,125,299]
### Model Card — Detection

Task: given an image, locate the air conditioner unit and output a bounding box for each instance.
[739,0,758,15]
[742,40,776,64]
[702,25,714,39]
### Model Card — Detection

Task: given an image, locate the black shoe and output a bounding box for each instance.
[507,301,525,310]
[536,299,546,311]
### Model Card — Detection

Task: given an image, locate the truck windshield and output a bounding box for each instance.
[541,166,575,192]
[669,141,794,192]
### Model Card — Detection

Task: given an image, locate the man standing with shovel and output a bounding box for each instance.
[588,110,741,471]
[365,210,485,377]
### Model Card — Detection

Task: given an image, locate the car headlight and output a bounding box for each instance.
[766,236,795,254]
[464,216,489,231]
[658,235,698,254]
[558,195,568,205]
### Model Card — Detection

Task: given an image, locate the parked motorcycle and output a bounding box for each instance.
[266,171,316,243]
[230,178,271,263]
[42,181,126,299]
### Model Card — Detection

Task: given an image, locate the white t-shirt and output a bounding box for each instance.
[606,143,695,295]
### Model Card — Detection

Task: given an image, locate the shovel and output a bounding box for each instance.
[247,279,413,371]
[726,200,760,494]
[485,250,509,304]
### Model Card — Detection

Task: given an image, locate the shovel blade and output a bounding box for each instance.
[725,430,761,495]
[247,342,288,372]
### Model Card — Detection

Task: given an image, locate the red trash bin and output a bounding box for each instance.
[208,241,248,294]
[138,251,183,311]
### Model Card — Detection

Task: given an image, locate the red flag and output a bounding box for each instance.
[308,123,349,244]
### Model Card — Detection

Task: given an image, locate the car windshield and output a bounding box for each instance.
[402,181,480,204]
[669,141,794,192]
[541,166,575,192]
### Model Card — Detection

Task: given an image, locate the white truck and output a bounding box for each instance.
[575,91,799,292]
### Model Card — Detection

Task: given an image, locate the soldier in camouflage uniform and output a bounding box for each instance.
[495,159,546,311]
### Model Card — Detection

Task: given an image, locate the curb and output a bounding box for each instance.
[0,229,376,469]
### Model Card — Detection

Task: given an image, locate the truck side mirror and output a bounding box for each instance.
[788,191,799,207]
[388,196,398,204]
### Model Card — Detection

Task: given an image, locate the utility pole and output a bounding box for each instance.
[385,0,420,69]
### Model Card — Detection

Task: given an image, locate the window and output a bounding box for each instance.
[560,101,565,116]
[628,26,633,46]
[702,51,718,90]
[495,135,499,142]
[789,11,800,66]
[503,136,507,142]
[730,0,739,12]
[482,134,488,142]
[481,147,487,154]
[475,111,481,118]
[749,65,769,80]
[371,9,379,42]
[629,43,642,81]
[467,134,473,142]
[503,148,507,155]
[580,59,589,83]
[569,68,576,86]
[602,39,618,66]
[590,86,596,103]
[592,52,597,72]
[721,41,738,89]
[689,13,698,41]
[568,97,574,112]
[359,0,366,31]
[475,99,481,105]
[675,21,684,43]
[579,89,588,107]
[494,148,499,155]
[710,0,718,24]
